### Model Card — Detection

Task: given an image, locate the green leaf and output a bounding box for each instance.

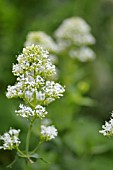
[29,153,49,164]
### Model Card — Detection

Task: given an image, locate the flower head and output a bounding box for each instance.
[6,45,65,122]
[40,125,58,141]
[54,17,95,49]
[12,45,56,78]
[25,31,58,53]
[6,45,65,107]
[15,104,48,119]
[0,128,21,150]
[15,104,34,118]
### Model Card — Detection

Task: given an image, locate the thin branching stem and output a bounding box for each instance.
[30,141,43,154]
[26,117,36,154]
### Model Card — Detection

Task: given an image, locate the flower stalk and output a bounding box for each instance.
[26,121,33,154]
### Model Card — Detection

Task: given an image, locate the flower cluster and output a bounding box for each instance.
[15,104,47,119]
[5,45,65,144]
[54,17,96,62]
[40,125,58,141]
[24,31,58,53]
[6,45,65,107]
[99,112,113,136]
[69,47,95,62]
[54,17,95,47]
[0,128,21,150]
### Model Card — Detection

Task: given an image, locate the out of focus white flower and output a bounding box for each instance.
[0,128,21,150]
[69,47,96,62]
[54,17,95,49]
[99,112,113,136]
[25,31,58,53]
[49,54,58,64]
[40,125,58,141]
[41,118,52,126]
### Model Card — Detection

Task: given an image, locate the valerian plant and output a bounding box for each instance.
[23,17,98,170]
[0,44,65,166]
[23,18,97,170]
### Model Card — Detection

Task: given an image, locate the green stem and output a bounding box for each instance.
[24,98,35,109]
[26,117,36,154]
[26,123,32,154]
[16,147,33,165]
[30,141,43,154]
[16,147,27,158]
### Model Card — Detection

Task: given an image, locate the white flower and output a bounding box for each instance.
[36,76,45,86]
[35,105,47,118]
[36,91,45,101]
[99,112,113,136]
[24,89,34,102]
[6,45,65,119]
[12,64,24,76]
[24,31,58,53]
[15,104,34,118]
[17,54,23,62]
[6,45,58,99]
[40,125,58,140]
[41,118,52,126]
[6,85,17,98]
[12,45,56,78]
[69,47,96,62]
[6,83,23,98]
[43,81,65,98]
[0,128,21,150]
[54,17,95,48]
[15,104,47,119]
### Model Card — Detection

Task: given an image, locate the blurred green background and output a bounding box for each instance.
[1,0,113,169]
